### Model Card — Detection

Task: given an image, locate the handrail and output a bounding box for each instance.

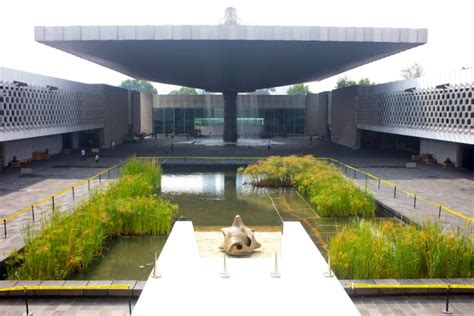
[316,157,474,223]
[350,282,474,290]
[0,284,131,292]
[1,163,122,222]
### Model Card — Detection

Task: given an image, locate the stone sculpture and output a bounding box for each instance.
[219,215,261,256]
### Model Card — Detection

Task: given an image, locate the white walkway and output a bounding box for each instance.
[133,221,359,316]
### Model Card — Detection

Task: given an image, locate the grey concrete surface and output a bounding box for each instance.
[0,152,121,262]
[0,295,472,315]
[35,25,427,92]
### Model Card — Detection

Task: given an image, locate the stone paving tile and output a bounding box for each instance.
[0,295,472,315]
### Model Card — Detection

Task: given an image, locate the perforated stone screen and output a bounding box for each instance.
[0,81,104,141]
[356,83,474,144]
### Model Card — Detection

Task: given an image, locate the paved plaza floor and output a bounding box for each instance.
[0,295,472,315]
[0,136,472,315]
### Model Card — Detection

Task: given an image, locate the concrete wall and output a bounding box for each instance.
[139,93,153,134]
[2,134,62,166]
[420,138,461,166]
[331,86,359,149]
[305,92,328,138]
[153,94,306,109]
[101,85,130,148]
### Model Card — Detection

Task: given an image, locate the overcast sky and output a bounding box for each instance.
[0,0,472,93]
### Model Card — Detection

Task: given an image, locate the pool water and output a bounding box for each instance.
[73,168,398,280]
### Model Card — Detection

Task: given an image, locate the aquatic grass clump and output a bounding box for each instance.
[120,157,162,191]
[330,221,473,279]
[240,155,375,217]
[8,158,176,280]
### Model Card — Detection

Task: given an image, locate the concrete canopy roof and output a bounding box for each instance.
[35,25,427,92]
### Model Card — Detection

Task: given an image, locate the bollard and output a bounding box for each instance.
[438,205,442,219]
[344,165,347,174]
[128,289,133,315]
[413,194,417,208]
[72,186,75,201]
[99,174,102,185]
[377,178,381,190]
[270,252,281,278]
[31,206,35,222]
[364,174,368,189]
[24,289,32,316]
[323,254,334,278]
[52,196,55,211]
[152,251,161,279]
[88,179,91,191]
[393,186,397,198]
[220,253,230,278]
[3,219,6,238]
[442,285,453,314]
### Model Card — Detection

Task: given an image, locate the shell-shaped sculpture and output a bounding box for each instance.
[219,215,261,256]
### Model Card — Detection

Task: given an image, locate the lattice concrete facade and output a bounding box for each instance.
[356,83,474,144]
[0,67,104,142]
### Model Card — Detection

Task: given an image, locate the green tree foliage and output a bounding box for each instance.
[169,87,198,95]
[286,83,311,95]
[119,79,158,95]
[336,76,374,88]
[401,63,424,79]
[249,88,276,95]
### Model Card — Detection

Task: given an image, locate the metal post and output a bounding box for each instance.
[377,178,381,190]
[3,219,6,238]
[128,289,132,315]
[353,169,356,179]
[24,289,30,316]
[52,196,55,211]
[108,169,111,179]
[31,206,35,222]
[413,194,417,208]
[88,179,90,191]
[442,286,453,314]
[344,165,347,174]
[365,174,368,188]
[270,252,281,278]
[438,205,442,219]
[324,254,334,278]
[99,174,102,185]
[220,253,230,278]
[393,186,397,198]
[152,251,161,279]
[72,186,75,201]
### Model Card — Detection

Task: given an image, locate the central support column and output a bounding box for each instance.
[223,91,238,143]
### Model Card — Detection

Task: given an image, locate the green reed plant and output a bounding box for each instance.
[240,155,375,217]
[330,221,473,279]
[8,158,176,280]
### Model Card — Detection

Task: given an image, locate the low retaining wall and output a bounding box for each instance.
[0,280,145,297]
[341,279,474,296]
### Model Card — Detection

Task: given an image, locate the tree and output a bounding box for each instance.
[119,79,157,95]
[286,83,311,95]
[249,88,276,95]
[335,77,374,88]
[357,78,374,86]
[336,76,357,88]
[169,87,198,95]
[401,63,423,80]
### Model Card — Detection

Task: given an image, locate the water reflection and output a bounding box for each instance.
[162,172,282,228]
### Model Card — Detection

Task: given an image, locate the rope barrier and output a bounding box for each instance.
[1,163,122,222]
[315,157,474,223]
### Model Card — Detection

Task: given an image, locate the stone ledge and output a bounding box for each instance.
[0,280,143,297]
[341,278,474,296]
